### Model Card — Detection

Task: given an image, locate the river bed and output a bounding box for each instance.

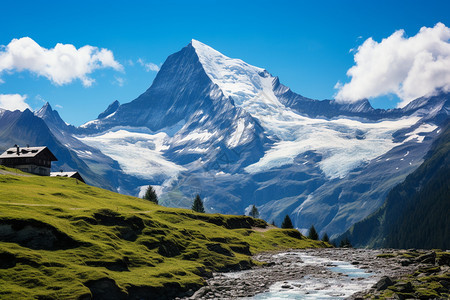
[251,253,376,299]
[186,248,419,299]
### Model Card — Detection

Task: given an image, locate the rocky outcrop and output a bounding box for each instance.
[0,218,83,250]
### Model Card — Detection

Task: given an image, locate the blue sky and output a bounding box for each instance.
[1,0,449,125]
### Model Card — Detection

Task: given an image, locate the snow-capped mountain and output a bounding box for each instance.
[32,40,449,237]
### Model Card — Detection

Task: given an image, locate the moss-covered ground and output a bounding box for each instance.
[369,251,450,299]
[0,166,328,299]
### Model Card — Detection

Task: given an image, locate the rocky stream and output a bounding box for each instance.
[181,248,450,299]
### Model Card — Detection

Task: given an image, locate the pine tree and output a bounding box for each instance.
[192,194,205,213]
[321,232,330,243]
[281,215,294,229]
[143,185,158,204]
[308,225,319,240]
[339,237,352,248]
[271,220,276,227]
[249,205,259,218]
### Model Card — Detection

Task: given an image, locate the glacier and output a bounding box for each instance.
[191,40,427,179]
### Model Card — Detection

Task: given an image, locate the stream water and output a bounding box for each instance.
[189,249,420,299]
[248,253,376,299]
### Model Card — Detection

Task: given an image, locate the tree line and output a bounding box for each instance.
[143,186,350,246]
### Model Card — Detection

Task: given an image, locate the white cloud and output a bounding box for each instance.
[114,76,125,87]
[55,104,63,109]
[335,23,450,107]
[0,37,123,87]
[137,58,160,72]
[0,94,31,111]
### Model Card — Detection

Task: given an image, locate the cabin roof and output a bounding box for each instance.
[50,171,85,183]
[0,146,57,161]
[50,171,79,177]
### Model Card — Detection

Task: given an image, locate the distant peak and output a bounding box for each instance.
[35,102,53,118]
[22,108,34,116]
[41,102,52,111]
[97,100,120,119]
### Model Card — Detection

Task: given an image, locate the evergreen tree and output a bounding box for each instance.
[143,185,158,204]
[249,205,259,218]
[281,215,294,229]
[192,194,205,213]
[308,225,319,240]
[339,237,352,248]
[271,220,276,227]
[321,232,330,243]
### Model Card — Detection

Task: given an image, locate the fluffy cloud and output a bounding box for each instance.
[137,58,160,72]
[0,94,30,111]
[335,23,450,107]
[0,37,123,87]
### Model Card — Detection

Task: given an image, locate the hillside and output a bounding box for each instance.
[0,167,327,299]
[341,123,450,249]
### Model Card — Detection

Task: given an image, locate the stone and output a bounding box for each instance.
[400,259,413,266]
[416,251,436,264]
[394,281,413,293]
[373,276,394,290]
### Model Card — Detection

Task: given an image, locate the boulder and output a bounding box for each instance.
[416,251,436,264]
[372,276,394,290]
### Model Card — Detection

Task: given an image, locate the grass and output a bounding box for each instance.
[0,166,328,299]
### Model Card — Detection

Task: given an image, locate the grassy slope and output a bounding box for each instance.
[0,166,327,299]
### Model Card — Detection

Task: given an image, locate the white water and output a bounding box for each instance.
[250,254,376,299]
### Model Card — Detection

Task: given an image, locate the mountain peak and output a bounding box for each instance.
[189,39,272,109]
[35,101,70,130]
[191,39,219,56]
[35,102,52,118]
[97,100,120,119]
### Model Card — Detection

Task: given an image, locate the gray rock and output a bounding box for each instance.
[373,276,394,290]
[416,251,436,264]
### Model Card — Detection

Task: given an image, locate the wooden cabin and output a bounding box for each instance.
[0,145,57,176]
[50,171,85,183]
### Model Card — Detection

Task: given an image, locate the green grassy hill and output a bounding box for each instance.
[0,166,327,299]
